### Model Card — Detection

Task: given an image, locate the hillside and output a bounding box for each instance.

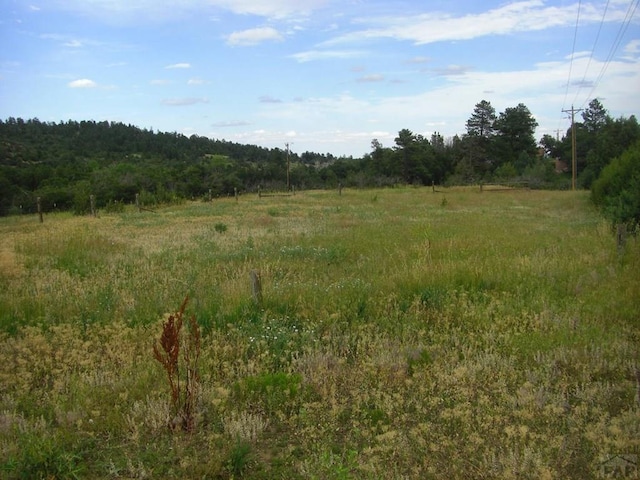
[0,118,339,215]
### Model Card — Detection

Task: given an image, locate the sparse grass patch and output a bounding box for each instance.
[232,372,305,416]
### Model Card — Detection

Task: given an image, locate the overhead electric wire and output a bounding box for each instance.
[571,0,611,107]
[561,0,583,114]
[579,0,640,109]
[558,0,583,134]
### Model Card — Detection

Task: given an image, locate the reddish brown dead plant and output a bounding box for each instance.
[153,295,201,432]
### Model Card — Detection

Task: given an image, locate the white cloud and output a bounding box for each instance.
[431,65,472,76]
[40,33,112,49]
[44,0,330,24]
[150,79,172,85]
[226,27,283,46]
[357,74,384,83]
[210,0,328,19]
[624,39,640,55]
[68,78,97,88]
[290,49,366,63]
[165,63,191,69]
[187,77,208,85]
[324,1,634,46]
[64,39,84,48]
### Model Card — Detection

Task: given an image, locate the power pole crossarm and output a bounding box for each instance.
[562,105,583,191]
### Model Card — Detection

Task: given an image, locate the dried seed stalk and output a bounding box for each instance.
[153,295,200,432]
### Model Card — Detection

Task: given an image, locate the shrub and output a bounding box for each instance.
[591,140,640,229]
[103,199,125,213]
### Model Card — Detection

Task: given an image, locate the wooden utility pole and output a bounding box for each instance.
[285,143,291,191]
[562,106,583,191]
[554,129,562,141]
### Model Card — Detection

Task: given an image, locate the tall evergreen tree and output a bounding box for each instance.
[493,103,538,171]
[582,99,609,133]
[466,100,496,138]
[395,128,417,183]
[461,100,497,178]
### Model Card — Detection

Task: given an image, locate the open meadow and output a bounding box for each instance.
[0,187,638,479]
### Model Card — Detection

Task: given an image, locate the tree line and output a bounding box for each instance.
[1,99,638,227]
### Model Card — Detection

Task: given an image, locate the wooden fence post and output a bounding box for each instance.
[616,224,627,253]
[90,195,96,217]
[37,196,43,223]
[338,182,342,196]
[250,270,262,306]
[234,187,238,202]
[136,193,141,212]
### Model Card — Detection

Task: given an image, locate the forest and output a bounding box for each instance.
[1,98,639,226]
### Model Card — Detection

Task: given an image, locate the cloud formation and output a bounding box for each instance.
[165,63,191,69]
[226,27,283,46]
[209,0,328,19]
[290,49,366,63]
[324,1,633,46]
[357,74,385,83]
[68,79,97,88]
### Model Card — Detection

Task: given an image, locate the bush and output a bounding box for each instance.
[591,141,640,229]
[103,199,125,213]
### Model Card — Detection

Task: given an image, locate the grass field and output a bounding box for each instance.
[1,187,638,479]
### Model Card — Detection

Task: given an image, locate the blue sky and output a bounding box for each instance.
[1,0,639,157]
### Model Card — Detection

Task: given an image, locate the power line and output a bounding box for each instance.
[561,0,583,114]
[572,0,611,107]
[558,0,583,135]
[579,0,640,109]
